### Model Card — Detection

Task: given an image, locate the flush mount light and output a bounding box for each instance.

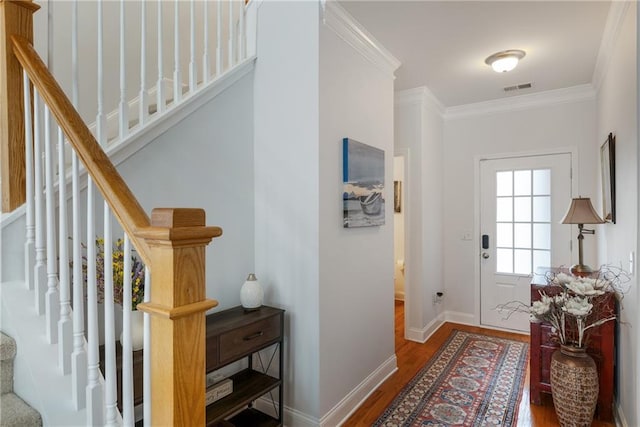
[485,49,526,73]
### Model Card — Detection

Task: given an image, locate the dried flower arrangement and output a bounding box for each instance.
[498,266,629,348]
[81,238,145,311]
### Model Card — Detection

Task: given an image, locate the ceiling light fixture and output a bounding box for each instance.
[485,49,526,73]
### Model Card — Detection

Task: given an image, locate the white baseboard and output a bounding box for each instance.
[443,311,476,326]
[319,354,398,427]
[406,314,445,343]
[614,399,628,427]
[253,397,319,427]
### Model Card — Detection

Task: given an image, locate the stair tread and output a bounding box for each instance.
[0,393,42,426]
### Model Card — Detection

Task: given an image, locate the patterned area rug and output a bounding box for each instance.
[374,329,529,427]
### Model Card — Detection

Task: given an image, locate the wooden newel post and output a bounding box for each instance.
[0,0,39,212]
[137,208,222,426]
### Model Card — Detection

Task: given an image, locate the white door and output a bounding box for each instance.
[480,153,572,332]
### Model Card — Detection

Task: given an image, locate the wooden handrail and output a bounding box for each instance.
[11,35,152,265]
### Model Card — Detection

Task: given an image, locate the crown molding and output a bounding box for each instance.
[591,1,631,92]
[395,87,445,116]
[321,0,401,78]
[443,84,596,120]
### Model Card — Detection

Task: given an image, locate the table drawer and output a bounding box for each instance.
[219,315,281,364]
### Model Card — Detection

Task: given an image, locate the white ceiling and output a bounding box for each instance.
[340,1,612,108]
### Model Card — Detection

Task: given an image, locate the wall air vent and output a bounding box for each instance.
[503,82,533,92]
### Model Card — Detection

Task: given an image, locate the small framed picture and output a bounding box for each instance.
[394,181,401,213]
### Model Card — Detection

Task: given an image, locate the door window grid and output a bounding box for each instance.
[496,169,551,274]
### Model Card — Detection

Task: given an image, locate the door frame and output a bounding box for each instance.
[394,147,411,339]
[472,147,578,328]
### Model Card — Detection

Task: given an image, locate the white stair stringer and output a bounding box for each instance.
[0,281,86,427]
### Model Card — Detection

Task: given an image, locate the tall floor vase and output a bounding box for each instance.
[550,345,599,427]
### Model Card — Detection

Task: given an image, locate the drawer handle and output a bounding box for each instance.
[243,331,264,341]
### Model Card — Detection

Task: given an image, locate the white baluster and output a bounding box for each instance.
[86,179,104,426]
[103,207,118,426]
[57,125,72,374]
[44,105,59,345]
[245,0,257,58]
[121,235,134,425]
[143,266,151,427]
[216,0,222,76]
[139,0,149,126]
[71,149,86,410]
[202,0,210,84]
[33,90,46,314]
[189,0,197,93]
[173,0,182,104]
[228,0,234,69]
[23,71,35,290]
[119,0,128,140]
[239,0,245,61]
[156,0,165,114]
[97,0,106,144]
[70,0,87,409]
[71,0,79,107]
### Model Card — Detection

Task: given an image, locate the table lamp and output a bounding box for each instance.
[561,197,604,276]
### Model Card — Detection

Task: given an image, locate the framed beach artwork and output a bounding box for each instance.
[342,138,385,228]
[600,132,616,223]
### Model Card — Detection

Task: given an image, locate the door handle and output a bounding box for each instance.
[482,252,490,259]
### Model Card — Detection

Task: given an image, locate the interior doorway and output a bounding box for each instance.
[394,155,406,301]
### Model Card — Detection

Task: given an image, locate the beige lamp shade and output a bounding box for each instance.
[561,198,604,225]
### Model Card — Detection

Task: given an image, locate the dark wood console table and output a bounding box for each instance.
[205,305,285,427]
[529,270,615,421]
[101,305,285,426]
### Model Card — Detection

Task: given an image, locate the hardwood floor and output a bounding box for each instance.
[342,300,615,427]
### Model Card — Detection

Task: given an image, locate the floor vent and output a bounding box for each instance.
[504,82,533,92]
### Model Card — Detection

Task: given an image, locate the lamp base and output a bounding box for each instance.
[570,264,594,277]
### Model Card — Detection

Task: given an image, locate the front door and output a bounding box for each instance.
[480,153,572,332]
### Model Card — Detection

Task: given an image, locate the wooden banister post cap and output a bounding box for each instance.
[136,208,223,245]
[151,208,206,228]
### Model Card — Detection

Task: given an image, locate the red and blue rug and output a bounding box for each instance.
[374,329,529,426]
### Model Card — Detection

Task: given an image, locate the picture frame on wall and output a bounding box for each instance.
[343,138,385,228]
[600,132,616,223]
[394,181,401,213]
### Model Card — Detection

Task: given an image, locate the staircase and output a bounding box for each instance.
[0,0,257,425]
[0,333,42,426]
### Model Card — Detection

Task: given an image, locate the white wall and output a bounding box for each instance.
[116,70,255,308]
[318,18,395,418]
[594,3,638,424]
[253,1,321,422]
[443,97,597,319]
[394,90,444,340]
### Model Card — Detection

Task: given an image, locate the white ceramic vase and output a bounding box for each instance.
[120,310,145,351]
[240,273,263,311]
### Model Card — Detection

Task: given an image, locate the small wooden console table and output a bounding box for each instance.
[205,305,285,427]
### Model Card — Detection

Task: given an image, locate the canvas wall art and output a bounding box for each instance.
[342,138,385,228]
